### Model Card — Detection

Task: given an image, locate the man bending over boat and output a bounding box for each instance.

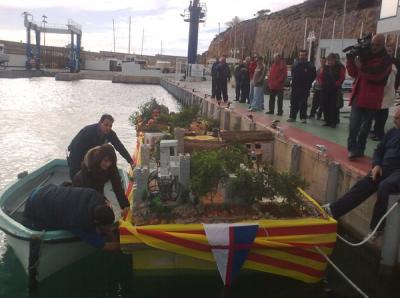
[67,114,134,179]
[73,144,130,217]
[24,184,120,251]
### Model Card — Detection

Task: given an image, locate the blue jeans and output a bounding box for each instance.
[249,80,254,104]
[251,86,264,110]
[347,105,375,155]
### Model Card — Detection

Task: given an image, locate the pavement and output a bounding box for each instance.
[181,77,398,161]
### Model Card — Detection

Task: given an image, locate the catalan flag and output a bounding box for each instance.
[120,137,337,284]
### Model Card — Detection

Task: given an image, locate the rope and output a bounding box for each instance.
[336,202,399,247]
[315,246,368,298]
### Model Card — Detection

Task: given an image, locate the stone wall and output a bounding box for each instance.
[205,0,380,61]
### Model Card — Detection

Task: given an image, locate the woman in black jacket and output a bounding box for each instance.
[72,144,130,217]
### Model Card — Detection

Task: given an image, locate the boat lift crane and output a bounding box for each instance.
[23,12,82,72]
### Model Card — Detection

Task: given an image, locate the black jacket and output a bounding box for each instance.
[373,127,400,170]
[291,60,316,92]
[73,164,129,209]
[24,184,106,231]
[215,63,231,81]
[211,61,220,78]
[68,123,133,169]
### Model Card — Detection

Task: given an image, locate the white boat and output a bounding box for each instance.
[0,159,128,287]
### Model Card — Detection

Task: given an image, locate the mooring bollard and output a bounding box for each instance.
[290,144,301,174]
[379,194,400,276]
[325,161,341,204]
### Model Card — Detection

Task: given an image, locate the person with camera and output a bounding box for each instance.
[287,49,316,123]
[346,34,393,160]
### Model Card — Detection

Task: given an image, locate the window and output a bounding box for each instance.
[320,48,326,59]
[380,0,398,19]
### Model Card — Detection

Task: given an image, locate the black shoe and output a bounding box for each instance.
[266,111,274,115]
[348,152,357,161]
[348,152,364,161]
[330,124,336,128]
[372,136,383,142]
[322,123,330,127]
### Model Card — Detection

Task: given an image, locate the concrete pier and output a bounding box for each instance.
[160,77,386,252]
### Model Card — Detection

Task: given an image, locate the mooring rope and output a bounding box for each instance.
[336,202,399,247]
[315,246,368,298]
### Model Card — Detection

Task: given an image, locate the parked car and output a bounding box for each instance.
[311,77,353,92]
[341,77,353,92]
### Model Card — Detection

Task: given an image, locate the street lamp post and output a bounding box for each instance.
[230,48,239,60]
[307,31,316,61]
[42,15,47,68]
[218,22,221,57]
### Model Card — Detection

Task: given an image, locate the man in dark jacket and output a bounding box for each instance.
[346,34,392,160]
[211,57,220,98]
[323,107,400,232]
[67,114,133,179]
[234,61,243,101]
[215,56,231,104]
[24,184,119,250]
[288,49,316,123]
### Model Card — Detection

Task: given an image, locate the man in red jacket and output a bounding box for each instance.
[346,34,392,160]
[266,53,287,116]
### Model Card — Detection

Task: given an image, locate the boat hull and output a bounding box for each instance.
[0,159,128,282]
[6,234,95,281]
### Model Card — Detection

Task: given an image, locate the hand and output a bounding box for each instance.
[103,242,120,251]
[121,207,129,218]
[346,53,355,60]
[371,165,382,181]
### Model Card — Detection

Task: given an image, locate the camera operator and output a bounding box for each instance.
[346,34,393,160]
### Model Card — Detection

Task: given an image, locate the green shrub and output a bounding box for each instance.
[190,150,227,199]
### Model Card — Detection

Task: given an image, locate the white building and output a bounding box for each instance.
[315,39,357,69]
[377,0,400,34]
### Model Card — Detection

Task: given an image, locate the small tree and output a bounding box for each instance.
[225,16,241,28]
[254,9,271,18]
[190,150,227,201]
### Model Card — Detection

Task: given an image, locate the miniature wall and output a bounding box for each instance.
[160,78,380,246]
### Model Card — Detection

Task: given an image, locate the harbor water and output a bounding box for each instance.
[0,78,396,298]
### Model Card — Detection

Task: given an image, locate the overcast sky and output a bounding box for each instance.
[0,0,304,56]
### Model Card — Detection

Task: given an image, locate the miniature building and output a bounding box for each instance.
[144,132,167,150]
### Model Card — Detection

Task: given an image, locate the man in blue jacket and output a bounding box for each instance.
[67,114,133,179]
[323,108,400,231]
[288,50,316,123]
[24,184,119,250]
